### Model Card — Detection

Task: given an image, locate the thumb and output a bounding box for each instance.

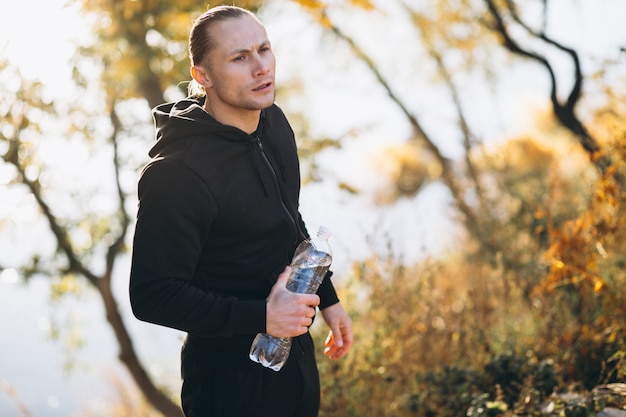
[268,266,290,300]
[330,325,344,348]
[275,266,291,286]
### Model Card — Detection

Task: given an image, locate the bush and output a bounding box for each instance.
[314,138,626,417]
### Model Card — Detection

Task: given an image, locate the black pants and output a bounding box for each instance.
[181,333,320,417]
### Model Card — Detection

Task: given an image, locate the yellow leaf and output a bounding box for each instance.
[606,330,616,343]
[318,13,332,28]
[294,0,326,10]
[349,0,376,10]
[593,277,605,292]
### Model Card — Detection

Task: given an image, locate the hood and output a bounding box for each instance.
[149,97,235,158]
[148,97,279,197]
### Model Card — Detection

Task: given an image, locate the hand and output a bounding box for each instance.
[321,302,353,360]
[266,266,320,338]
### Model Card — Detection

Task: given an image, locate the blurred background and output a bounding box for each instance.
[1,0,625,416]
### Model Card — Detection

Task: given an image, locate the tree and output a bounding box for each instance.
[285,2,625,411]
[481,0,611,173]
[2,1,264,416]
[2,0,624,415]
[0,55,183,416]
[289,0,623,267]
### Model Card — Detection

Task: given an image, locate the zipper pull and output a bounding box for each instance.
[255,136,264,151]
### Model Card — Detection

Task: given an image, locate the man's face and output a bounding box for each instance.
[203,15,276,116]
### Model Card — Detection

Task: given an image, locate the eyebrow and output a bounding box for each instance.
[227,40,271,57]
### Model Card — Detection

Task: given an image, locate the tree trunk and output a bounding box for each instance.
[96,276,184,417]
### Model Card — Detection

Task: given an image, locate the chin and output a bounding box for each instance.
[258,97,276,110]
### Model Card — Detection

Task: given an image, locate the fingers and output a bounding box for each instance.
[321,303,353,360]
[331,324,344,348]
[324,332,342,360]
[324,330,351,360]
[265,267,320,338]
[287,301,318,335]
[302,293,320,308]
[297,304,317,329]
[271,267,320,306]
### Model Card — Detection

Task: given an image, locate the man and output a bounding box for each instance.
[129,6,353,417]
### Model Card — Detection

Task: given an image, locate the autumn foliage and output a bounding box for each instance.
[312,136,626,416]
[2,1,625,416]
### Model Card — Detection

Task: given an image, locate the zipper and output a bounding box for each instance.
[254,136,302,246]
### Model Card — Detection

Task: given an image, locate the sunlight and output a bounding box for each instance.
[1,2,625,416]
[0,0,86,95]
[0,268,19,284]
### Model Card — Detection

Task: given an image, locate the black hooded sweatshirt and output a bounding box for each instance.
[129,98,338,353]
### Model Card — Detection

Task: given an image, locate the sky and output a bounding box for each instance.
[1,0,625,415]
[0,0,86,94]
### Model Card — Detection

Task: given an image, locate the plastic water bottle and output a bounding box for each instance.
[249,226,333,371]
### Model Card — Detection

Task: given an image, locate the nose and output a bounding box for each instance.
[252,52,271,77]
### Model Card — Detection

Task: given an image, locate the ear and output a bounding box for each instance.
[190,66,212,88]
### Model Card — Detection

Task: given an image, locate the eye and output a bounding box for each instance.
[234,55,246,62]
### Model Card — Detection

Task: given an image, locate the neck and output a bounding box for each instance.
[203,100,260,134]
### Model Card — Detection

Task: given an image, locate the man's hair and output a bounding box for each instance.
[188,6,257,97]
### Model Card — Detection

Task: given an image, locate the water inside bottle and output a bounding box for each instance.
[249,333,292,371]
[287,251,332,294]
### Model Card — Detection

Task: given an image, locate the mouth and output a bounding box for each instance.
[253,82,272,92]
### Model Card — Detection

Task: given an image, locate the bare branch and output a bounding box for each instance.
[4,107,99,283]
[483,0,609,172]
[504,0,582,113]
[319,11,490,241]
[0,380,34,417]
[401,3,488,215]
[104,102,131,280]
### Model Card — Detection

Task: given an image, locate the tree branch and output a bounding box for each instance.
[484,0,609,171]
[320,10,492,243]
[402,2,488,215]
[105,102,131,279]
[4,108,99,283]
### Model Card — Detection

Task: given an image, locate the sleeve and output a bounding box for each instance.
[317,270,340,309]
[129,160,266,336]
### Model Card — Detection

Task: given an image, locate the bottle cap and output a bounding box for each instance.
[317,225,332,240]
